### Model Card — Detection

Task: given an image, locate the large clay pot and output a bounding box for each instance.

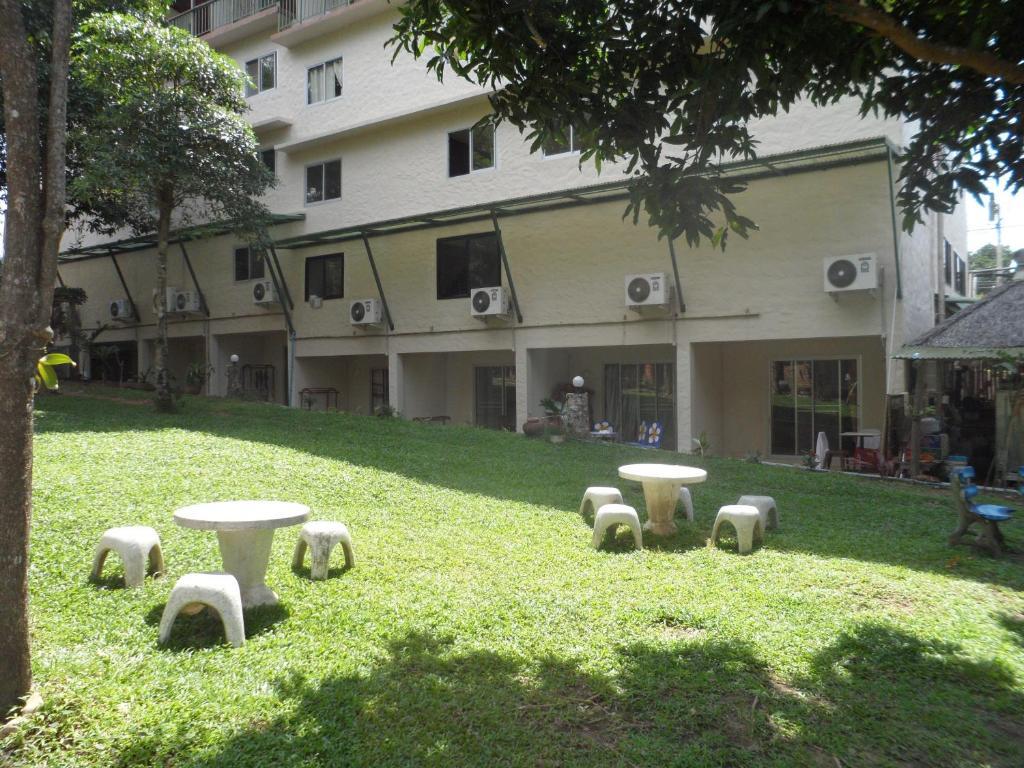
[522,416,562,437]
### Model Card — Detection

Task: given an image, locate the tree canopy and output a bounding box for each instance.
[391,1,1024,248]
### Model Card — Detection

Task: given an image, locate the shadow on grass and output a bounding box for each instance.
[142,602,289,650]
[36,390,1024,587]
[111,623,1024,768]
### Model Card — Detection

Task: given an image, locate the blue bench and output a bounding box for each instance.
[949,466,1017,556]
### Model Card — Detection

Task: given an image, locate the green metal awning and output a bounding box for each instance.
[59,213,305,261]
[894,346,1024,361]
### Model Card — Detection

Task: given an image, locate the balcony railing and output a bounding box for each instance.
[278,0,352,30]
[168,0,277,37]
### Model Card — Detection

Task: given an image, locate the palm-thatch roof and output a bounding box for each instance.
[894,275,1024,360]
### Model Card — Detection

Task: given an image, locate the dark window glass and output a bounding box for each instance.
[328,57,343,99]
[954,254,966,294]
[448,129,470,177]
[471,124,494,170]
[371,368,389,413]
[436,233,500,299]
[475,366,516,430]
[307,64,324,104]
[770,358,859,456]
[944,240,952,286]
[251,249,264,280]
[542,123,574,155]
[260,53,275,91]
[305,254,344,300]
[244,59,259,97]
[261,149,276,175]
[306,164,323,203]
[324,159,341,200]
[234,246,264,281]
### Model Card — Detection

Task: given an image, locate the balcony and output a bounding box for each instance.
[168,0,279,45]
[277,0,352,30]
[272,0,389,47]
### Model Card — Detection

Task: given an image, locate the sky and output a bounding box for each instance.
[966,179,1024,257]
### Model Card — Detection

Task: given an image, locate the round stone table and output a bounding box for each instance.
[618,463,708,536]
[173,501,310,608]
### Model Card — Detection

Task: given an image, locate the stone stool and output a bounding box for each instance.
[579,487,623,518]
[292,521,355,580]
[737,495,779,531]
[711,505,763,555]
[592,503,643,551]
[91,526,164,587]
[158,573,245,648]
[678,487,694,522]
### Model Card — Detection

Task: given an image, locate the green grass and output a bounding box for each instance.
[6,385,1024,767]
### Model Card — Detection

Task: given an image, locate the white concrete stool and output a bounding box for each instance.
[158,573,245,648]
[592,503,643,550]
[292,521,355,580]
[737,495,779,531]
[711,505,763,555]
[91,526,164,587]
[579,487,623,518]
[678,487,694,522]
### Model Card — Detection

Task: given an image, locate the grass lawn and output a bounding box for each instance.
[6,386,1024,767]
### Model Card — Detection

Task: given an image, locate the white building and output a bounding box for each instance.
[58,0,969,459]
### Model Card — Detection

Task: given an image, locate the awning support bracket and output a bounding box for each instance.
[178,241,211,317]
[490,210,524,323]
[668,238,687,313]
[257,238,295,337]
[361,232,395,331]
[109,253,139,321]
[266,241,295,311]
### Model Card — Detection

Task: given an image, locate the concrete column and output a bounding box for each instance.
[208,332,223,397]
[514,343,529,432]
[388,349,404,417]
[137,337,152,381]
[675,341,693,455]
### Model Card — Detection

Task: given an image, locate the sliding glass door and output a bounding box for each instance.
[770,358,859,456]
[604,363,675,449]
[475,366,516,431]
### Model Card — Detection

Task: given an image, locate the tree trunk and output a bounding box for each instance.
[0,0,73,716]
[153,192,176,413]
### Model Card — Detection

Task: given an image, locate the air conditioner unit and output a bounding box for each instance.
[824,254,878,293]
[350,298,383,326]
[108,298,135,322]
[470,286,511,318]
[625,273,671,308]
[172,290,202,314]
[252,280,278,306]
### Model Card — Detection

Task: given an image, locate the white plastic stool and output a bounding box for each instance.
[158,573,245,647]
[711,505,763,555]
[91,526,164,587]
[737,495,779,531]
[678,487,694,521]
[592,503,643,550]
[579,487,623,518]
[292,521,355,580]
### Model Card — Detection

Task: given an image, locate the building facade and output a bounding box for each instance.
[58,0,969,460]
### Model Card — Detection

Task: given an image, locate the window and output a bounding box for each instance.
[307,57,343,104]
[542,123,580,156]
[475,366,516,430]
[770,358,858,456]
[260,148,276,176]
[448,123,495,177]
[604,363,675,450]
[944,239,952,286]
[954,252,966,295]
[371,368,389,414]
[244,53,276,96]
[436,233,501,299]
[234,246,264,281]
[305,159,341,204]
[305,253,344,300]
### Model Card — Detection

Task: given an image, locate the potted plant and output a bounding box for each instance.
[523,398,565,438]
[184,362,214,395]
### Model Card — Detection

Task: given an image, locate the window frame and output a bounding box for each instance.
[244,52,276,97]
[233,246,265,282]
[435,232,502,300]
[306,55,343,106]
[541,124,580,158]
[447,122,496,178]
[303,158,342,206]
[304,253,345,301]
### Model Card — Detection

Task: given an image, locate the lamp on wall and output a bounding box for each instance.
[230,354,239,364]
[572,375,584,389]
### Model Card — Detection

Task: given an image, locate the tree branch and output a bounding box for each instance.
[826,0,1024,85]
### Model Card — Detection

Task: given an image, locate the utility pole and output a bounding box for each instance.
[990,198,1004,271]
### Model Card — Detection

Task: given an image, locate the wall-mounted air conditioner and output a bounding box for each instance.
[350,298,383,326]
[252,280,278,306]
[172,290,202,315]
[824,254,878,293]
[470,286,510,318]
[625,273,671,308]
[153,287,181,314]
[108,298,135,322]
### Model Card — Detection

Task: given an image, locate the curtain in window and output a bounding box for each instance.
[328,58,343,98]
[307,65,324,104]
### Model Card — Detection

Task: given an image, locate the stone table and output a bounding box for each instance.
[618,463,708,536]
[173,501,309,608]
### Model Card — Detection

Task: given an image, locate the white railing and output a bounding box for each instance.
[278,0,352,30]
[168,0,277,36]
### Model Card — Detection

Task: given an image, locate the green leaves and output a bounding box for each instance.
[35,353,76,391]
